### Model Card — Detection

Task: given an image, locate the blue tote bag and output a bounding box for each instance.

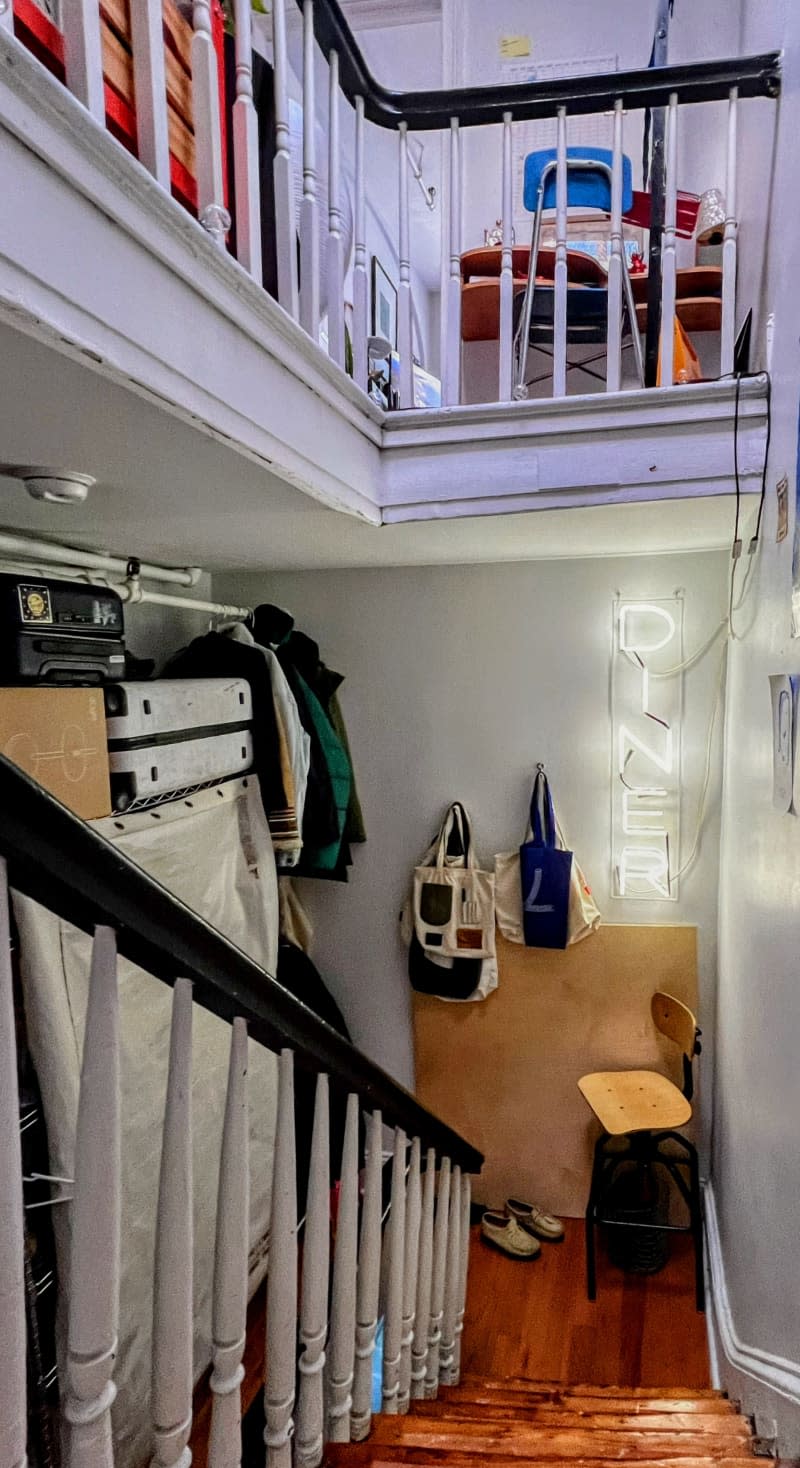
[519,767,573,949]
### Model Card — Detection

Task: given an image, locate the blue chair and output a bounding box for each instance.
[512,147,644,397]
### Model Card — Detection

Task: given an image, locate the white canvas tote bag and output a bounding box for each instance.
[413,803,496,961]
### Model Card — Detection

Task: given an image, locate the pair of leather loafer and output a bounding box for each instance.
[480,1196,565,1259]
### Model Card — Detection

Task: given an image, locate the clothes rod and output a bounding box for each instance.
[0,531,202,587]
[0,554,250,622]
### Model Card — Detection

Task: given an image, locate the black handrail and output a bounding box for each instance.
[0,754,483,1173]
[294,0,780,131]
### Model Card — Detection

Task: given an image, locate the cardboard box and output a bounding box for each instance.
[0,687,111,820]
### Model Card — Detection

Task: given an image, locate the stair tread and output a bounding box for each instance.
[367,1422,750,1457]
[325,1451,755,1468]
[456,1378,724,1399]
[409,1407,742,1430]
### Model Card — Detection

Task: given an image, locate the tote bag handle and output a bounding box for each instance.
[529,766,557,849]
[434,802,476,869]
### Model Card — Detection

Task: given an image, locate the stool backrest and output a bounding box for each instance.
[651,991,697,1058]
[522,146,633,216]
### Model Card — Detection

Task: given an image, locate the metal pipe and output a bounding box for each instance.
[0,553,249,621]
[0,531,201,587]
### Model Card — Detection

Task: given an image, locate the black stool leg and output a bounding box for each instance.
[687,1140,705,1312]
[585,1135,606,1302]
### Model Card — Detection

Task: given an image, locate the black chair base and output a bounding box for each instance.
[585,1128,705,1312]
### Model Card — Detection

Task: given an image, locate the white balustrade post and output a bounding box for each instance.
[352,97,369,390]
[660,93,679,387]
[208,1019,250,1468]
[0,860,29,1468]
[272,0,299,315]
[351,1110,383,1441]
[150,979,194,1468]
[192,1,231,247]
[0,2,12,34]
[553,106,568,397]
[397,124,414,408]
[398,1138,421,1413]
[130,0,171,187]
[606,98,624,393]
[327,50,346,369]
[295,1074,330,1468]
[61,0,105,122]
[232,0,263,282]
[439,1165,461,1386]
[326,1093,359,1442]
[498,111,514,403]
[721,86,739,375]
[453,1173,471,1383]
[264,1049,298,1468]
[410,1148,435,1401]
[425,1156,450,1399]
[299,0,320,336]
[443,118,461,406]
[382,1128,406,1413]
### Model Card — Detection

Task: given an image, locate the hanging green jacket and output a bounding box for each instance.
[293,671,351,872]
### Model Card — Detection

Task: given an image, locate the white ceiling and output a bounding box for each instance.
[0,323,745,575]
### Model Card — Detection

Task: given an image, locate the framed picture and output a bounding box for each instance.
[371,257,398,348]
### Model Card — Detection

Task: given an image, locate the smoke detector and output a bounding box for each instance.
[0,465,95,504]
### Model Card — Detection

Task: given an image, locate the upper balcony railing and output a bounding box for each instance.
[4,1,781,412]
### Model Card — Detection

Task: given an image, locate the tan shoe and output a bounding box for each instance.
[481,1210,541,1259]
[506,1196,565,1243]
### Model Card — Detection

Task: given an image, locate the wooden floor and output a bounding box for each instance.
[461,1220,710,1388]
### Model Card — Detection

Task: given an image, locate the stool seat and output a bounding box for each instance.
[578,1069,692,1136]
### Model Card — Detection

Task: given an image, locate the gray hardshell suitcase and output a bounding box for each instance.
[104,678,253,811]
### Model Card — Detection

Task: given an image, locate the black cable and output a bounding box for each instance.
[732,372,742,558]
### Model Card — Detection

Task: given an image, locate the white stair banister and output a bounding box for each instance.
[272,0,299,315]
[327,50,346,369]
[381,1128,406,1413]
[0,858,30,1468]
[150,978,194,1468]
[208,1018,250,1468]
[498,111,514,402]
[265,1049,298,1468]
[352,97,369,390]
[398,1137,422,1412]
[410,1147,435,1401]
[232,0,263,283]
[0,2,12,34]
[454,1172,471,1383]
[438,1163,461,1386]
[351,1109,383,1441]
[553,105,568,397]
[326,1092,359,1442]
[443,118,461,406]
[130,0,170,187]
[192,1,231,248]
[425,1156,450,1398]
[295,1074,330,1468]
[299,0,321,336]
[721,86,739,375]
[61,0,105,123]
[660,93,679,388]
[397,123,414,408]
[606,97,624,393]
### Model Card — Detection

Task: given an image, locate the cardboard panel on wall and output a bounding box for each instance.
[412,926,698,1218]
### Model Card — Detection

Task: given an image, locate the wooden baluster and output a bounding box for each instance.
[553,106,568,397]
[443,118,461,406]
[398,1137,421,1413]
[327,50,346,369]
[352,97,369,390]
[61,0,105,122]
[295,1074,330,1468]
[208,1019,249,1468]
[232,0,262,282]
[381,1128,406,1413]
[130,0,170,187]
[721,86,739,376]
[264,1049,297,1468]
[0,1,12,34]
[439,1164,461,1386]
[271,0,299,315]
[659,93,679,387]
[351,1110,383,1441]
[410,1148,435,1400]
[498,111,514,403]
[606,98,624,393]
[326,1093,359,1442]
[192,1,230,247]
[425,1156,450,1398]
[453,1172,471,1384]
[150,979,194,1468]
[299,0,320,336]
[397,124,413,408]
[0,860,29,1468]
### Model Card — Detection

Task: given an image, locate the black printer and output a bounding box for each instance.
[0,574,125,683]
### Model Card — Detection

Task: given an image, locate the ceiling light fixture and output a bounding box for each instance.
[0,465,95,505]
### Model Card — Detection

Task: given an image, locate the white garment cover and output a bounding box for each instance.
[13,777,280,1468]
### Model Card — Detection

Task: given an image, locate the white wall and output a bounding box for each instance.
[122,576,214,674]
[217,552,728,1106]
